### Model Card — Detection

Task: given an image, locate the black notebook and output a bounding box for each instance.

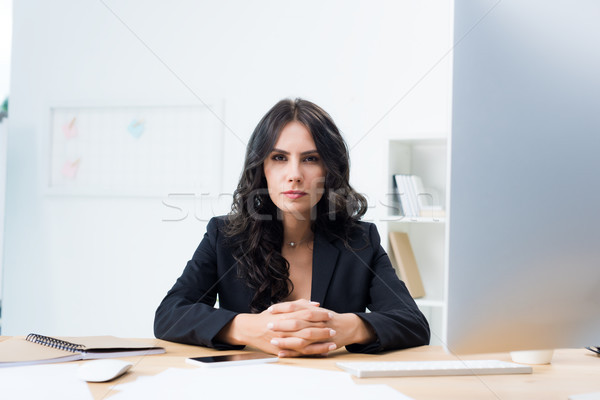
[0,333,165,367]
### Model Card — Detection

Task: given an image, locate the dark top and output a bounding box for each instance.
[154,216,430,353]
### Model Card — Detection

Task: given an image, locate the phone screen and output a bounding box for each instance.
[186,352,278,367]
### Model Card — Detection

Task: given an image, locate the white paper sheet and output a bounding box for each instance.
[110,364,413,399]
[0,363,93,399]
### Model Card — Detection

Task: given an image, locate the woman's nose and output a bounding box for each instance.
[287,162,302,183]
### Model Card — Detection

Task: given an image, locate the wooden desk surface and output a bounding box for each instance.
[3,337,599,399]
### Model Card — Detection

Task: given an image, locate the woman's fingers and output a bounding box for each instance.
[268,299,320,314]
[280,308,332,324]
[266,309,332,336]
[271,326,336,341]
[295,308,332,322]
[268,319,328,332]
[275,349,302,358]
[295,327,336,341]
[270,337,337,356]
[266,305,334,339]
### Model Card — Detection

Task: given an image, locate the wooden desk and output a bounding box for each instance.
[82,339,599,400]
[1,337,597,399]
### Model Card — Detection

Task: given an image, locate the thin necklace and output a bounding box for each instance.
[286,234,314,248]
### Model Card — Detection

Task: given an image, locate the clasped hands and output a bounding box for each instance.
[221,299,374,358]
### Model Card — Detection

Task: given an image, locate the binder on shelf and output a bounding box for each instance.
[390,175,404,216]
[388,231,426,298]
[411,175,429,211]
[0,334,165,367]
[393,174,411,216]
[393,174,419,217]
[393,174,445,218]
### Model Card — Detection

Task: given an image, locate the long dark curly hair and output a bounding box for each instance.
[224,98,368,312]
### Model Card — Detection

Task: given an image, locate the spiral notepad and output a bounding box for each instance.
[26,333,86,353]
[0,334,165,367]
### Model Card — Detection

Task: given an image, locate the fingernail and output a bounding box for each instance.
[270,339,279,346]
[278,352,286,357]
[267,322,274,329]
[328,312,333,319]
[328,344,337,351]
[309,301,319,305]
[329,329,336,337]
[267,306,273,312]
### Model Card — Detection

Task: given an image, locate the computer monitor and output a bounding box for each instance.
[445,1,600,354]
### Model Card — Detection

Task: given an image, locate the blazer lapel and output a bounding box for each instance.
[310,230,340,304]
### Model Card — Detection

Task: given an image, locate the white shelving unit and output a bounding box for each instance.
[378,138,448,346]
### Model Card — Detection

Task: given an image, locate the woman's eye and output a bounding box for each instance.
[272,154,286,161]
[304,156,319,162]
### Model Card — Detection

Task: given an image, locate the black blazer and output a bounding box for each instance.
[154,217,430,353]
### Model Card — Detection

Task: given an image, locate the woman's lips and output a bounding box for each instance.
[283,190,307,199]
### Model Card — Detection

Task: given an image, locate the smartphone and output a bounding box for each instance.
[186,352,278,368]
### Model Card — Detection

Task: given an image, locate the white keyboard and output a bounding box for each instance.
[336,359,532,378]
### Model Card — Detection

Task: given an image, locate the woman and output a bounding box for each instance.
[154,98,430,357]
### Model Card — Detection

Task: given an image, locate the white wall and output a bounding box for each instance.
[0,0,10,100]
[0,0,13,305]
[3,0,453,336]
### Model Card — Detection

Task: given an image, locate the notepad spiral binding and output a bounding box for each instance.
[26,333,85,353]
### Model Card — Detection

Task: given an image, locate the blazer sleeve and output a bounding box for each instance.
[346,223,431,353]
[153,217,244,350]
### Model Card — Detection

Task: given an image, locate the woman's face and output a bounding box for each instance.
[263,121,326,221]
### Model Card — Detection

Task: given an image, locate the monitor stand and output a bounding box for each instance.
[510,350,554,365]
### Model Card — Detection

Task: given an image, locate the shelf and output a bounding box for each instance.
[384,216,446,224]
[415,298,445,308]
[380,137,449,345]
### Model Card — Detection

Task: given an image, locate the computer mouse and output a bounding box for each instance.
[77,359,133,382]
